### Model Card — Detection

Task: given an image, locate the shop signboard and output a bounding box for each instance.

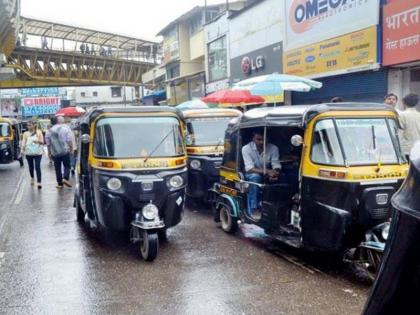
[163,28,179,64]
[383,1,420,66]
[284,26,378,78]
[20,87,59,97]
[231,42,282,83]
[285,0,379,50]
[21,97,61,117]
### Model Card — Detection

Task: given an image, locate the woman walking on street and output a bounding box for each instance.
[22,120,44,189]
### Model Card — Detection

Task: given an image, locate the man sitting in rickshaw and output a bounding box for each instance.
[242,130,281,220]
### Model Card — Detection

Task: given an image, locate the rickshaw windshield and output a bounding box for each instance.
[0,123,10,137]
[94,116,184,158]
[186,117,234,146]
[312,118,401,166]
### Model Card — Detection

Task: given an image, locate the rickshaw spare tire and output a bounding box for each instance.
[140,230,159,262]
[219,204,238,234]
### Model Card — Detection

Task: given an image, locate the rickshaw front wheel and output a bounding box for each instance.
[140,230,159,262]
[220,205,238,234]
[75,198,84,223]
[18,157,23,167]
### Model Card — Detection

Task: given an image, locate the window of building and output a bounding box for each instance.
[111,87,122,98]
[167,64,180,80]
[80,92,86,97]
[189,14,203,36]
[208,36,227,82]
[93,91,98,97]
[206,9,219,23]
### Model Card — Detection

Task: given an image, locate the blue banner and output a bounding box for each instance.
[21,97,61,117]
[20,87,59,97]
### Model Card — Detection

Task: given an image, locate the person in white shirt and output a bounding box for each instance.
[399,93,420,159]
[242,130,281,219]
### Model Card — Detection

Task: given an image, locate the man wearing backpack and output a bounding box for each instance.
[45,116,74,189]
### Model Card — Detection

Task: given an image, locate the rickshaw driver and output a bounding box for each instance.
[242,130,281,219]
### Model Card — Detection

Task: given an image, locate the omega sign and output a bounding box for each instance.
[241,55,265,75]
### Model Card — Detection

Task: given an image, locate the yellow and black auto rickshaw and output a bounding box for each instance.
[0,117,24,167]
[210,103,408,273]
[178,108,241,204]
[74,106,187,261]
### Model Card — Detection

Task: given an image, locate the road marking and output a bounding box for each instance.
[13,180,26,205]
[0,172,25,237]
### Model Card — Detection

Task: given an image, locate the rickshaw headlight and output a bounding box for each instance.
[168,175,184,188]
[190,159,201,170]
[142,203,159,220]
[107,177,122,191]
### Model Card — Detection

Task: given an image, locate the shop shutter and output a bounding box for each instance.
[292,70,388,105]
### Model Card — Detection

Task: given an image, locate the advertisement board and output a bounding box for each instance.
[21,97,61,117]
[0,99,18,117]
[20,87,59,97]
[383,1,420,66]
[285,0,379,50]
[163,28,179,64]
[284,26,378,78]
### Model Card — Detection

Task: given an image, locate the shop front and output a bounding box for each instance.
[383,0,420,108]
[284,0,383,104]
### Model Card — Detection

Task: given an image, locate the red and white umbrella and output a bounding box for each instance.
[55,106,85,117]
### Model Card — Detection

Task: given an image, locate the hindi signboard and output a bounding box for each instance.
[284,26,378,78]
[21,97,61,117]
[383,1,420,66]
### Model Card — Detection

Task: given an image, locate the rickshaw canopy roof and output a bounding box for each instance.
[81,105,180,125]
[178,108,242,119]
[237,103,396,129]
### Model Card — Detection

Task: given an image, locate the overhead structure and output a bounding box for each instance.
[0,0,20,57]
[1,47,155,88]
[20,16,160,56]
[0,13,162,88]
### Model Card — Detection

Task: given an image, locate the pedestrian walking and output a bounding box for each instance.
[80,43,86,54]
[399,93,420,159]
[64,116,77,176]
[90,44,95,55]
[45,116,74,189]
[21,120,44,189]
[85,44,90,54]
[41,37,49,49]
[384,93,398,108]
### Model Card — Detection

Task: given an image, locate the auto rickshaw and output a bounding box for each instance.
[363,142,420,314]
[210,103,408,271]
[0,117,24,167]
[74,106,188,261]
[178,108,241,204]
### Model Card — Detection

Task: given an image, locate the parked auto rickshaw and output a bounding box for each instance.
[178,108,241,204]
[363,143,420,314]
[74,106,188,261]
[0,117,24,166]
[210,103,408,272]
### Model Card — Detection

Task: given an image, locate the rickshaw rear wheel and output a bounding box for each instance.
[140,230,159,262]
[220,205,238,234]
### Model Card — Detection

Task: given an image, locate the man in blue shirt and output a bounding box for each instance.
[242,130,281,220]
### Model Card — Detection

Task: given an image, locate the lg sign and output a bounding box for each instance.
[241,55,265,75]
[290,0,358,33]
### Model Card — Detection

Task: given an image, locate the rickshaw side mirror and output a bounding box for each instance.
[81,134,91,144]
[291,135,303,147]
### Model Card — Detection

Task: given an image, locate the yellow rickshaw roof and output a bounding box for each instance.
[179,108,242,119]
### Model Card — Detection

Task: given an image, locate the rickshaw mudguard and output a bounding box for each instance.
[187,169,207,199]
[95,188,130,231]
[216,193,240,218]
[301,200,352,251]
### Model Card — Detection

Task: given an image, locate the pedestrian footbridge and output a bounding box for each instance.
[0,7,160,88]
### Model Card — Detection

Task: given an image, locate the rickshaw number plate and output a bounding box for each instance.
[376,194,389,205]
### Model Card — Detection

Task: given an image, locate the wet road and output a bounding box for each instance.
[0,161,370,314]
